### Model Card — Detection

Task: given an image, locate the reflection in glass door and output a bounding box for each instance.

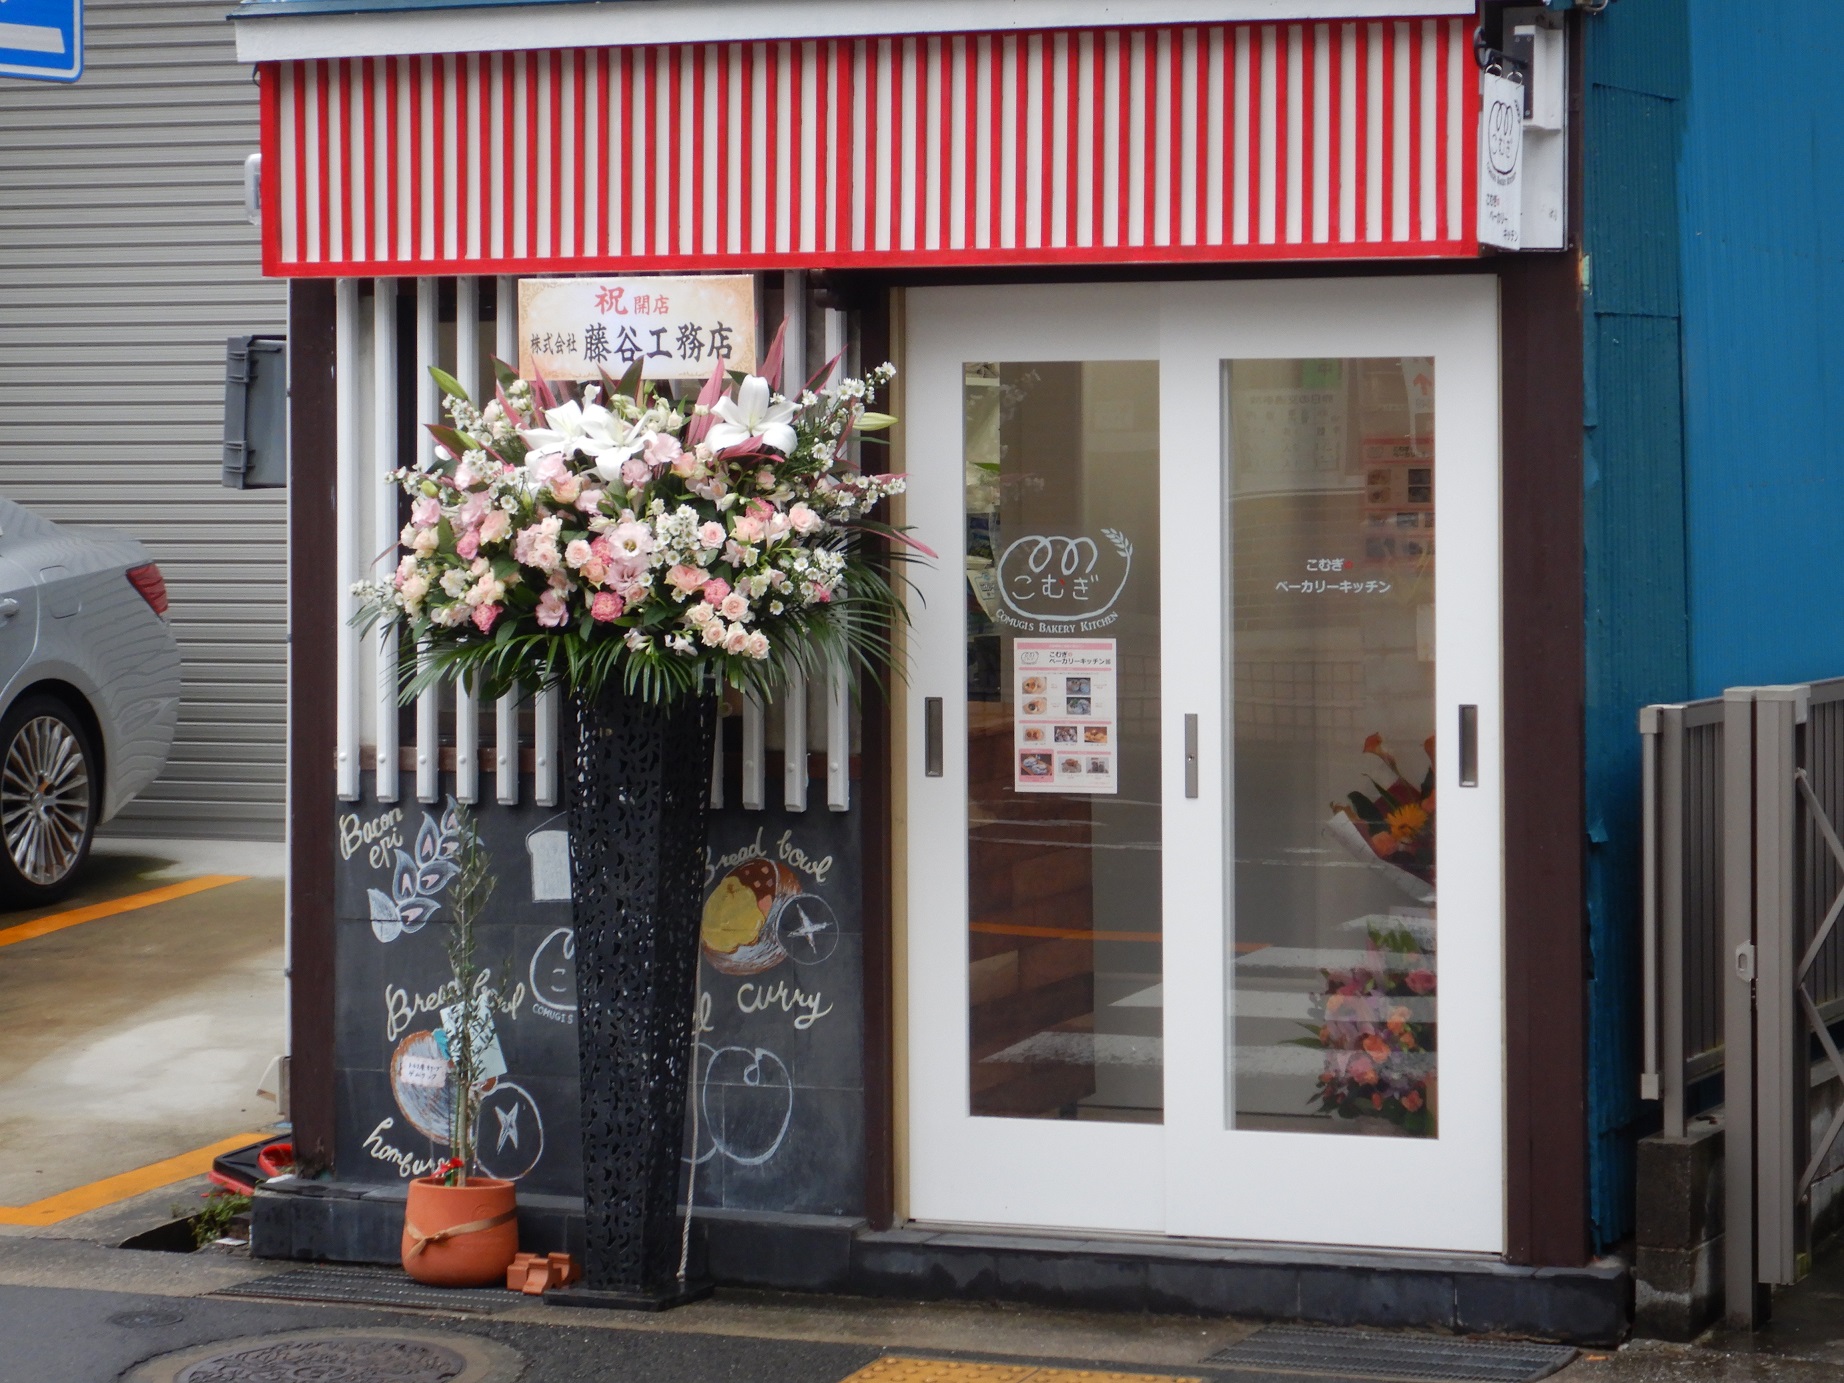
[964,362,1163,1124]
[1226,358,1438,1139]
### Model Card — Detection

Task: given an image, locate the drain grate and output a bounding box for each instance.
[212,1265,520,1315]
[1205,1326,1576,1382]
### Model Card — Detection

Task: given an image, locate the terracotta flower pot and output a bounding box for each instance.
[401,1175,518,1287]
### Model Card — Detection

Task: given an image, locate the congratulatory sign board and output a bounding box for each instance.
[519,276,758,383]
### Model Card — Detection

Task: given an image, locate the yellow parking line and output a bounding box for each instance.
[0,1131,274,1226]
[0,874,247,949]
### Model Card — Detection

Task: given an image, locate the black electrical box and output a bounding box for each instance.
[223,334,287,489]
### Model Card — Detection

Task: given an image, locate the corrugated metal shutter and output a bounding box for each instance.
[0,0,287,840]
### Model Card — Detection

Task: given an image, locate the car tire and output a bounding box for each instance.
[0,694,99,908]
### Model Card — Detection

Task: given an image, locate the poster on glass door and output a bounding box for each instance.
[1014,638,1117,794]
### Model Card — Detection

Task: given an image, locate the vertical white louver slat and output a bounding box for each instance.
[415,278,442,803]
[372,278,401,803]
[453,278,481,804]
[335,279,362,802]
[780,272,809,812]
[742,691,766,810]
[535,685,561,806]
[494,276,522,805]
[821,304,852,812]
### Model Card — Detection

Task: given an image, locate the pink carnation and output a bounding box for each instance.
[702,577,731,604]
[471,602,501,632]
[455,530,481,561]
[536,589,569,628]
[591,591,625,622]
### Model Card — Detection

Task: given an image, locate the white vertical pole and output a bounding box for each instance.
[496,683,520,805]
[495,275,522,804]
[535,687,560,806]
[783,667,809,812]
[371,278,401,802]
[415,277,441,803]
[741,690,766,811]
[781,269,807,393]
[822,306,847,387]
[826,656,850,811]
[335,278,361,802]
[453,278,481,804]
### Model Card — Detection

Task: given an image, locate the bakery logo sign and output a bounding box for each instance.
[1478,70,1523,251]
[994,530,1133,634]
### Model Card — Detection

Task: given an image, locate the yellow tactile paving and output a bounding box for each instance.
[841,1359,1201,1383]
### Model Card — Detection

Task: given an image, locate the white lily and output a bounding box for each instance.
[706,375,798,455]
[520,399,628,460]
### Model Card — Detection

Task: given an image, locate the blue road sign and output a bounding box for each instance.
[0,0,81,83]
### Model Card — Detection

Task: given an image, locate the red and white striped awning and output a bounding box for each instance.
[260,18,1478,276]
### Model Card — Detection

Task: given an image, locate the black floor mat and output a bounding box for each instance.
[1205,1326,1577,1381]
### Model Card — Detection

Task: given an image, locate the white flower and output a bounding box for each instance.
[706,375,798,454]
[520,399,638,474]
[700,619,726,647]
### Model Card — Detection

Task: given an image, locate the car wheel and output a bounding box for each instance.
[0,695,98,908]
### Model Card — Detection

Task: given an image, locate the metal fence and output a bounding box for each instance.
[1644,677,1844,1324]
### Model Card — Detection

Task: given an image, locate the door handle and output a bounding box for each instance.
[1184,714,1199,798]
[0,598,18,623]
[1458,704,1479,787]
[924,697,943,777]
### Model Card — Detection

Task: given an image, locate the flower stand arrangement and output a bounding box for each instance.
[1290,920,1437,1137]
[361,330,910,1307]
[400,809,521,1287]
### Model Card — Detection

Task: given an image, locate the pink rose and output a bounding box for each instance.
[410,496,441,527]
[581,559,608,585]
[671,450,700,479]
[697,521,726,550]
[666,563,709,594]
[744,630,770,659]
[722,624,750,654]
[536,589,569,628]
[788,501,824,535]
[458,492,492,528]
[455,530,481,561]
[471,603,501,633]
[479,510,511,544]
[1406,970,1436,996]
[702,577,731,604]
[591,591,625,622]
[565,539,594,569]
[719,592,749,621]
[732,514,765,543]
[551,475,582,504]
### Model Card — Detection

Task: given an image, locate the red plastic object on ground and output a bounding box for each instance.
[208,1137,294,1195]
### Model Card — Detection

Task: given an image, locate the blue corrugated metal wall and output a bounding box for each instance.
[1581,0,1692,1251]
[1583,0,1844,1250]
[1677,3,1844,695]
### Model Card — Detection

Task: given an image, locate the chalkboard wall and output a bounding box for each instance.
[331,774,865,1216]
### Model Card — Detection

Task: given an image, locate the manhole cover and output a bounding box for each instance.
[109,1309,186,1329]
[123,1329,522,1383]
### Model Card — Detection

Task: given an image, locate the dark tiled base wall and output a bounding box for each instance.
[253,1181,1630,1344]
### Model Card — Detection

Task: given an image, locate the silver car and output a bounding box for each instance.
[0,498,181,905]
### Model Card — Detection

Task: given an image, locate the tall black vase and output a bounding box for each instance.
[561,681,716,1306]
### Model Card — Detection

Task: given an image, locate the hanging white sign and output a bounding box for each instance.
[1477,71,1524,251]
[517,275,757,382]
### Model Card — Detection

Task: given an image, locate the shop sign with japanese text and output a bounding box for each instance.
[1477,71,1523,251]
[518,275,757,382]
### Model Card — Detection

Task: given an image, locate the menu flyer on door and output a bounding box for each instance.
[1013,638,1118,795]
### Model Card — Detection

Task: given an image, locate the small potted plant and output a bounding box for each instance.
[400,807,520,1287]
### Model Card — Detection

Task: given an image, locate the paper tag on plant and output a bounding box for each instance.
[439,995,509,1084]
